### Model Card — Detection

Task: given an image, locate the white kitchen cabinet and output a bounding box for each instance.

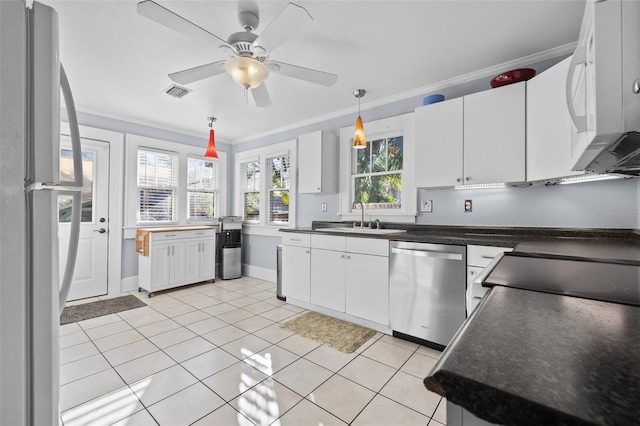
[345,251,389,326]
[281,233,311,303]
[415,97,464,187]
[138,227,216,296]
[415,82,526,187]
[466,245,512,316]
[309,234,389,326]
[298,130,338,193]
[464,81,526,184]
[310,247,346,311]
[527,56,583,181]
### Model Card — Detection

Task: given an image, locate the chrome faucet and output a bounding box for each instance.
[375,218,381,230]
[352,201,364,228]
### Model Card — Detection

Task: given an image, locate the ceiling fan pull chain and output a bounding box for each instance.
[244,87,248,104]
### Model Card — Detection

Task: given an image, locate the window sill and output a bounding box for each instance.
[340,212,416,224]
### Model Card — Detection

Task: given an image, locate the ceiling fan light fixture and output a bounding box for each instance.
[225,56,269,89]
[353,89,367,149]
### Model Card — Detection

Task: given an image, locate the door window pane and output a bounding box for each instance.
[59,149,94,223]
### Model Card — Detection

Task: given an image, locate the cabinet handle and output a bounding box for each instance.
[340,254,345,258]
[465,177,471,181]
[164,234,176,237]
[456,178,461,183]
[166,246,170,256]
[469,270,476,275]
[305,250,310,254]
[197,232,204,235]
[171,246,175,255]
[345,255,350,260]
[481,255,495,259]
[291,238,301,242]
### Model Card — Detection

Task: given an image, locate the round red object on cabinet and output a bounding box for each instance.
[490,68,536,88]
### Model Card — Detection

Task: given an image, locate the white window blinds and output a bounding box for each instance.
[267,155,290,223]
[187,156,219,222]
[242,160,261,222]
[137,148,179,223]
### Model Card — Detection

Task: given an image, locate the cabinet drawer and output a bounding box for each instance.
[153,229,214,241]
[346,237,389,257]
[282,233,311,247]
[467,245,512,267]
[311,234,345,251]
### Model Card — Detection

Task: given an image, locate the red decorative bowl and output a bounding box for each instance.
[490,68,536,88]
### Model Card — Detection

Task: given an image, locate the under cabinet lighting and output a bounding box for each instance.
[558,174,621,185]
[454,182,506,190]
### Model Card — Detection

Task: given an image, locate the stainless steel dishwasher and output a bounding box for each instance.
[389,241,466,348]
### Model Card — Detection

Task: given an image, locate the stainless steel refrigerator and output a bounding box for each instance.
[0,1,83,424]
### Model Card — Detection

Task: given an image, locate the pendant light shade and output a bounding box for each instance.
[353,89,367,149]
[204,117,219,159]
[225,56,270,89]
[353,116,366,148]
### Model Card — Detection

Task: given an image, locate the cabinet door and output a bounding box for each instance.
[527,57,582,181]
[184,240,200,283]
[298,132,322,193]
[282,245,310,302]
[310,248,345,312]
[464,82,526,184]
[415,98,464,187]
[345,253,389,325]
[150,243,171,289]
[199,239,215,280]
[169,243,186,285]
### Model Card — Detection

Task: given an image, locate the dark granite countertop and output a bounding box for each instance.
[281,222,640,253]
[424,286,640,426]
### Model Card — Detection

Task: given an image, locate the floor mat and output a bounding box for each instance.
[280,311,376,353]
[60,295,147,325]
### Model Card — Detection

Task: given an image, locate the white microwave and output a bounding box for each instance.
[567,0,640,172]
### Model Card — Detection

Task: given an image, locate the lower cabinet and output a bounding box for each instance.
[138,228,216,295]
[309,235,390,327]
[281,232,311,303]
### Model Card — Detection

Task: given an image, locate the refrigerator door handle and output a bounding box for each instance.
[58,63,83,312]
[58,191,81,311]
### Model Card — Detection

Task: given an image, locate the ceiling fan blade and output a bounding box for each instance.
[169,61,227,85]
[266,61,338,87]
[137,0,231,49]
[252,3,312,55]
[251,83,273,108]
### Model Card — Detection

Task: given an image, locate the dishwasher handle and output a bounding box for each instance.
[391,247,463,261]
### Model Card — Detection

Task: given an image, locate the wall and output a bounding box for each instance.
[417,178,639,228]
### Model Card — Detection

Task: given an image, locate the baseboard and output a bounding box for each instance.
[121,275,139,293]
[241,264,276,283]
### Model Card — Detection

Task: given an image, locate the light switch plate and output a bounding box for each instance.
[421,200,433,213]
[321,202,327,212]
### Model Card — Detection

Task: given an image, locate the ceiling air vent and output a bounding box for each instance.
[164,84,191,99]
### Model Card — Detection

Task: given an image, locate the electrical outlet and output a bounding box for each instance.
[464,199,472,212]
[321,202,327,212]
[420,199,433,213]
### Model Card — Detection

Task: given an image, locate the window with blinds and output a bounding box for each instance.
[137,148,179,223]
[352,135,403,209]
[187,156,219,222]
[267,155,290,223]
[242,160,260,222]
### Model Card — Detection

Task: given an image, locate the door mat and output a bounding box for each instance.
[280,311,376,353]
[60,295,147,325]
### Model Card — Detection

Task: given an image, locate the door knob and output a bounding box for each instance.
[99,217,106,223]
[93,228,106,234]
[634,79,640,94]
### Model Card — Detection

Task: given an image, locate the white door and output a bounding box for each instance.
[59,137,110,301]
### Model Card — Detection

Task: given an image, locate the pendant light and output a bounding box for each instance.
[352,89,367,149]
[204,117,219,159]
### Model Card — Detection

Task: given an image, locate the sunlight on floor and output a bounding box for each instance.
[61,386,141,425]
[237,348,282,425]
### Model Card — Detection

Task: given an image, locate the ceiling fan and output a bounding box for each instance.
[137,0,338,107]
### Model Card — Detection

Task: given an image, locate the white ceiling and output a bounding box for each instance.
[43,0,586,143]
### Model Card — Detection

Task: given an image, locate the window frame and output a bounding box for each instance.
[339,113,416,222]
[186,155,221,224]
[234,139,297,234]
[266,154,291,225]
[136,147,180,225]
[124,134,227,239]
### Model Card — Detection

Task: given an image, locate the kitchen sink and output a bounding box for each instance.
[317,227,407,235]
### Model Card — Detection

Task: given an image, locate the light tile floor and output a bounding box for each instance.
[59,276,446,425]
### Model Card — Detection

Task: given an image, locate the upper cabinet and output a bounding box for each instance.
[298,131,338,193]
[415,97,463,187]
[464,82,526,184]
[415,82,526,187]
[526,56,582,181]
